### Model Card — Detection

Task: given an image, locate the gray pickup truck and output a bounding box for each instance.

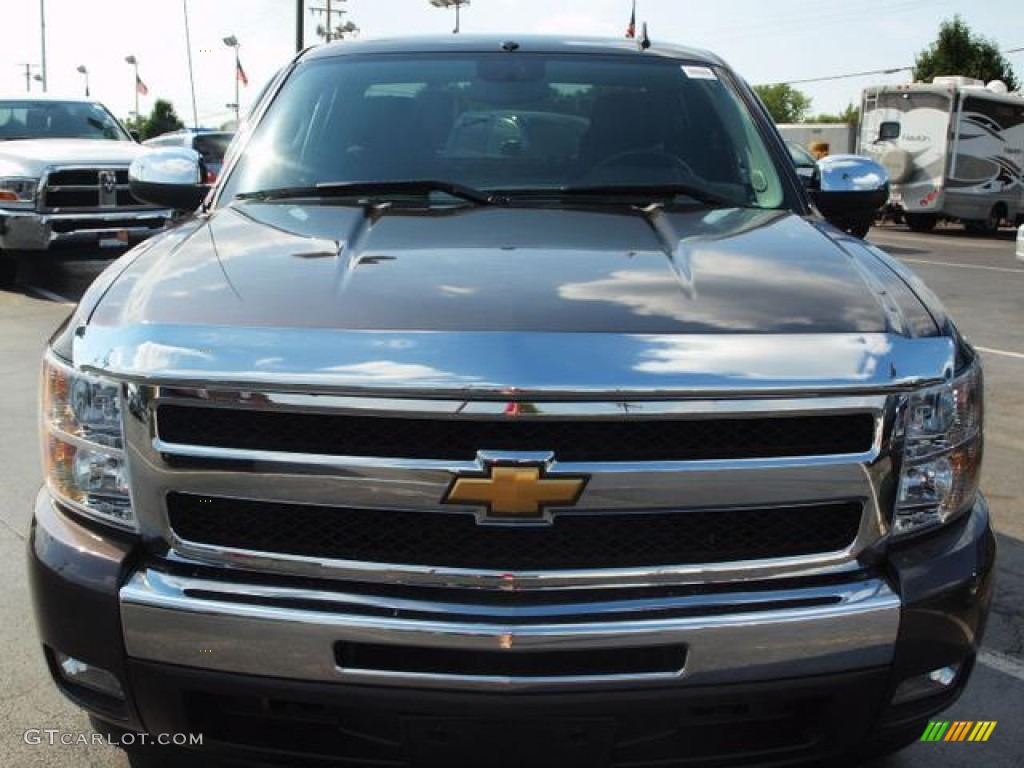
[0,96,172,285]
[30,36,993,767]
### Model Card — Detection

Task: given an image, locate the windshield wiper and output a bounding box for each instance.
[236,179,496,206]
[500,183,736,208]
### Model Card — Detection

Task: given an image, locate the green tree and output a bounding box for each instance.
[913,16,1019,91]
[139,99,185,141]
[752,83,811,124]
[806,103,860,127]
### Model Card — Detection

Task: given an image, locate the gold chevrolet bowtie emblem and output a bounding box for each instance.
[443,465,587,521]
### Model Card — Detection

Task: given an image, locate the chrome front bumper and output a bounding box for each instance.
[0,208,171,252]
[120,568,900,692]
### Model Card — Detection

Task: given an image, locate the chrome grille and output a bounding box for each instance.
[124,384,892,589]
[40,166,150,211]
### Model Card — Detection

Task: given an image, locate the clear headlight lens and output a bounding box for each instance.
[894,361,982,536]
[41,353,135,530]
[0,177,39,207]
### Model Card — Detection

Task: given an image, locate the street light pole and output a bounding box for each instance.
[223,35,240,127]
[183,0,199,129]
[428,0,470,35]
[76,65,89,97]
[125,55,139,130]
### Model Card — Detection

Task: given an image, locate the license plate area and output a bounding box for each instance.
[99,231,130,248]
[405,717,614,768]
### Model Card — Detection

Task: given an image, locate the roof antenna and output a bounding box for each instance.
[637,21,651,50]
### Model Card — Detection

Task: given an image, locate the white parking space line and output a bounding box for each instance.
[870,232,1013,251]
[897,257,1024,275]
[23,285,75,305]
[979,650,1024,682]
[976,346,1024,361]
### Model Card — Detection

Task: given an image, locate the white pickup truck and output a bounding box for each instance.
[0,96,172,286]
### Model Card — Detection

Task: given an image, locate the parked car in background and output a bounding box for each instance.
[1017,222,1024,262]
[143,129,234,183]
[786,141,887,238]
[787,140,818,180]
[0,96,173,286]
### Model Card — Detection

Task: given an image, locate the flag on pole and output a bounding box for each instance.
[135,74,149,96]
[626,1,636,38]
[236,59,249,87]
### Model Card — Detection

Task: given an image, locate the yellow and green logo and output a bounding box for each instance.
[920,721,997,742]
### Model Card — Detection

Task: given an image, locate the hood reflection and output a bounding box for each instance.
[92,203,892,336]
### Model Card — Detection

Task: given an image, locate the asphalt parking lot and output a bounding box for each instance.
[1,221,1022,767]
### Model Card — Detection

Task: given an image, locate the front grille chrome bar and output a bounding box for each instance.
[120,568,900,691]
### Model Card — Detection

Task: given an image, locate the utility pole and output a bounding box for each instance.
[39,0,48,91]
[310,0,357,43]
[296,0,305,51]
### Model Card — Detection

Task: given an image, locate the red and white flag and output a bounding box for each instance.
[237,59,249,87]
[626,1,636,38]
[135,74,149,96]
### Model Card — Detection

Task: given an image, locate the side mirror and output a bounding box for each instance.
[128,129,141,143]
[810,154,889,220]
[129,147,210,211]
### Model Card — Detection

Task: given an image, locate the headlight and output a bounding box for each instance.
[41,353,135,531]
[0,177,39,208]
[894,360,982,536]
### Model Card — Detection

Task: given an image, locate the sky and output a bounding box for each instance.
[0,0,1021,129]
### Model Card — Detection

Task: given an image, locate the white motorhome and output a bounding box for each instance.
[858,76,1024,233]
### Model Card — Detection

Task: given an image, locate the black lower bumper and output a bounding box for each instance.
[28,491,997,767]
[118,662,892,767]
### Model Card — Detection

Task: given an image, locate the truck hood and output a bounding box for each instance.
[74,201,952,395]
[91,202,921,335]
[0,138,144,175]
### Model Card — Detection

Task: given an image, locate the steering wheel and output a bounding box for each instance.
[583,149,694,182]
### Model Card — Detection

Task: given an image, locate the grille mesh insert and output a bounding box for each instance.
[157,406,875,462]
[168,493,863,571]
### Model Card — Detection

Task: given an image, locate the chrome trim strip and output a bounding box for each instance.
[151,439,880,475]
[152,391,890,418]
[162,542,867,592]
[120,569,900,691]
[165,574,858,619]
[80,328,956,398]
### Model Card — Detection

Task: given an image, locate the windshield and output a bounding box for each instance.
[0,100,130,141]
[221,53,786,208]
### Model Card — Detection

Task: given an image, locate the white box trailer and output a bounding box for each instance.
[776,123,855,154]
[858,77,1024,233]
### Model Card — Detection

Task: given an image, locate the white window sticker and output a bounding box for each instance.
[682,65,717,80]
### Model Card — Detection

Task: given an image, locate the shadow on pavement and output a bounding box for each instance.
[15,256,114,303]
[987,532,1024,658]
